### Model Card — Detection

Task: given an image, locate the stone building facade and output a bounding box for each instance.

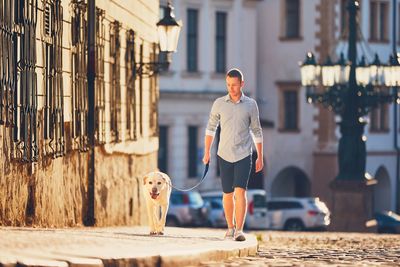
[0,0,160,227]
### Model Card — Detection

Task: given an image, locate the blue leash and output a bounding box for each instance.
[168,163,209,192]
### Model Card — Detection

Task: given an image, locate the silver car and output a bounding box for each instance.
[166,191,209,227]
[267,197,330,231]
[201,189,269,229]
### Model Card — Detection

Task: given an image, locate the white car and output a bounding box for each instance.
[266,197,330,231]
[201,189,269,229]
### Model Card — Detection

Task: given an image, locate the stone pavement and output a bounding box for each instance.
[0,226,257,267]
[195,231,400,266]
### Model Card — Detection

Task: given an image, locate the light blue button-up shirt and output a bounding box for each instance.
[206,93,263,163]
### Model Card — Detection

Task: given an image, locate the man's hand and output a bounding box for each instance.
[255,157,263,173]
[203,152,210,164]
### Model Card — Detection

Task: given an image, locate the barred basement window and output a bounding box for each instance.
[12,0,39,162]
[95,8,106,144]
[42,0,65,158]
[149,42,158,137]
[0,0,16,128]
[70,0,88,152]
[109,20,121,142]
[125,29,137,141]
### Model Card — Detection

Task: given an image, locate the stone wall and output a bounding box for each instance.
[0,0,160,227]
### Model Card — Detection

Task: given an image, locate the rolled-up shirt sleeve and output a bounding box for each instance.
[205,100,220,137]
[250,100,263,143]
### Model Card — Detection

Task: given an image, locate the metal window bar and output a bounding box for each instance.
[42,0,65,158]
[11,0,39,163]
[125,29,136,141]
[70,0,88,152]
[149,42,158,137]
[95,7,105,144]
[1,0,16,128]
[109,20,121,142]
[139,42,143,136]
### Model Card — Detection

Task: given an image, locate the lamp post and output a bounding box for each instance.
[136,1,182,77]
[300,0,400,231]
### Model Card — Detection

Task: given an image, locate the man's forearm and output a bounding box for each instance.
[255,142,263,159]
[204,135,214,154]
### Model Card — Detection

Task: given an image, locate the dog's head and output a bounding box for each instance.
[143,172,168,200]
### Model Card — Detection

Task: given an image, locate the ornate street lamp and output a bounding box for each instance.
[136,1,182,76]
[300,1,400,181]
[299,0,400,231]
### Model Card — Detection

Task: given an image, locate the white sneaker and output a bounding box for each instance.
[224,228,235,239]
[234,230,246,241]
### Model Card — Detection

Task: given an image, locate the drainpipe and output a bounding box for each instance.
[85,0,96,226]
[392,0,400,214]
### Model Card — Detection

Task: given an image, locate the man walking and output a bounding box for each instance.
[203,68,263,241]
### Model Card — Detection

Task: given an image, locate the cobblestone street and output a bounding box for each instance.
[196,231,400,266]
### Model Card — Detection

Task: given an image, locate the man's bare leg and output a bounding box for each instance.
[234,187,247,231]
[223,192,235,228]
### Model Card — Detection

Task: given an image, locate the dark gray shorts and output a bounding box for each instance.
[218,155,252,193]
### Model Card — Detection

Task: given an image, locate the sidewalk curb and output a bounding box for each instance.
[0,227,258,267]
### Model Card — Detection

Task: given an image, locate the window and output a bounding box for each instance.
[95,8,106,144]
[71,1,88,151]
[370,0,389,42]
[267,201,303,210]
[283,0,301,39]
[11,0,40,162]
[340,0,349,38]
[277,82,300,132]
[1,0,16,128]
[283,91,298,130]
[42,0,65,158]
[188,126,198,178]
[149,43,158,137]
[370,104,389,132]
[125,29,136,141]
[341,0,363,40]
[158,126,168,172]
[215,12,227,73]
[187,9,198,72]
[110,21,122,142]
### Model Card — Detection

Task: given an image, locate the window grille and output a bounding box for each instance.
[95,7,106,144]
[70,0,88,152]
[109,20,121,142]
[0,0,16,128]
[42,0,65,158]
[149,42,158,137]
[125,29,136,140]
[12,0,39,162]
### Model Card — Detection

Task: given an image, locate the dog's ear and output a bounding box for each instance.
[160,172,169,182]
[143,175,148,185]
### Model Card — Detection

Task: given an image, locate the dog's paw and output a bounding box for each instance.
[157,231,164,235]
[149,231,158,235]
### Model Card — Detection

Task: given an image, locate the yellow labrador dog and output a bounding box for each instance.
[142,171,172,235]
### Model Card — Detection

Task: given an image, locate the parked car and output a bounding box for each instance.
[201,194,226,228]
[201,189,269,229]
[375,211,400,234]
[166,190,209,227]
[267,197,330,231]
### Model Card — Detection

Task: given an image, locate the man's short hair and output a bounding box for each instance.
[226,68,244,82]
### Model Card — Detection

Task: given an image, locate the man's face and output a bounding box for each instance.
[226,76,244,98]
